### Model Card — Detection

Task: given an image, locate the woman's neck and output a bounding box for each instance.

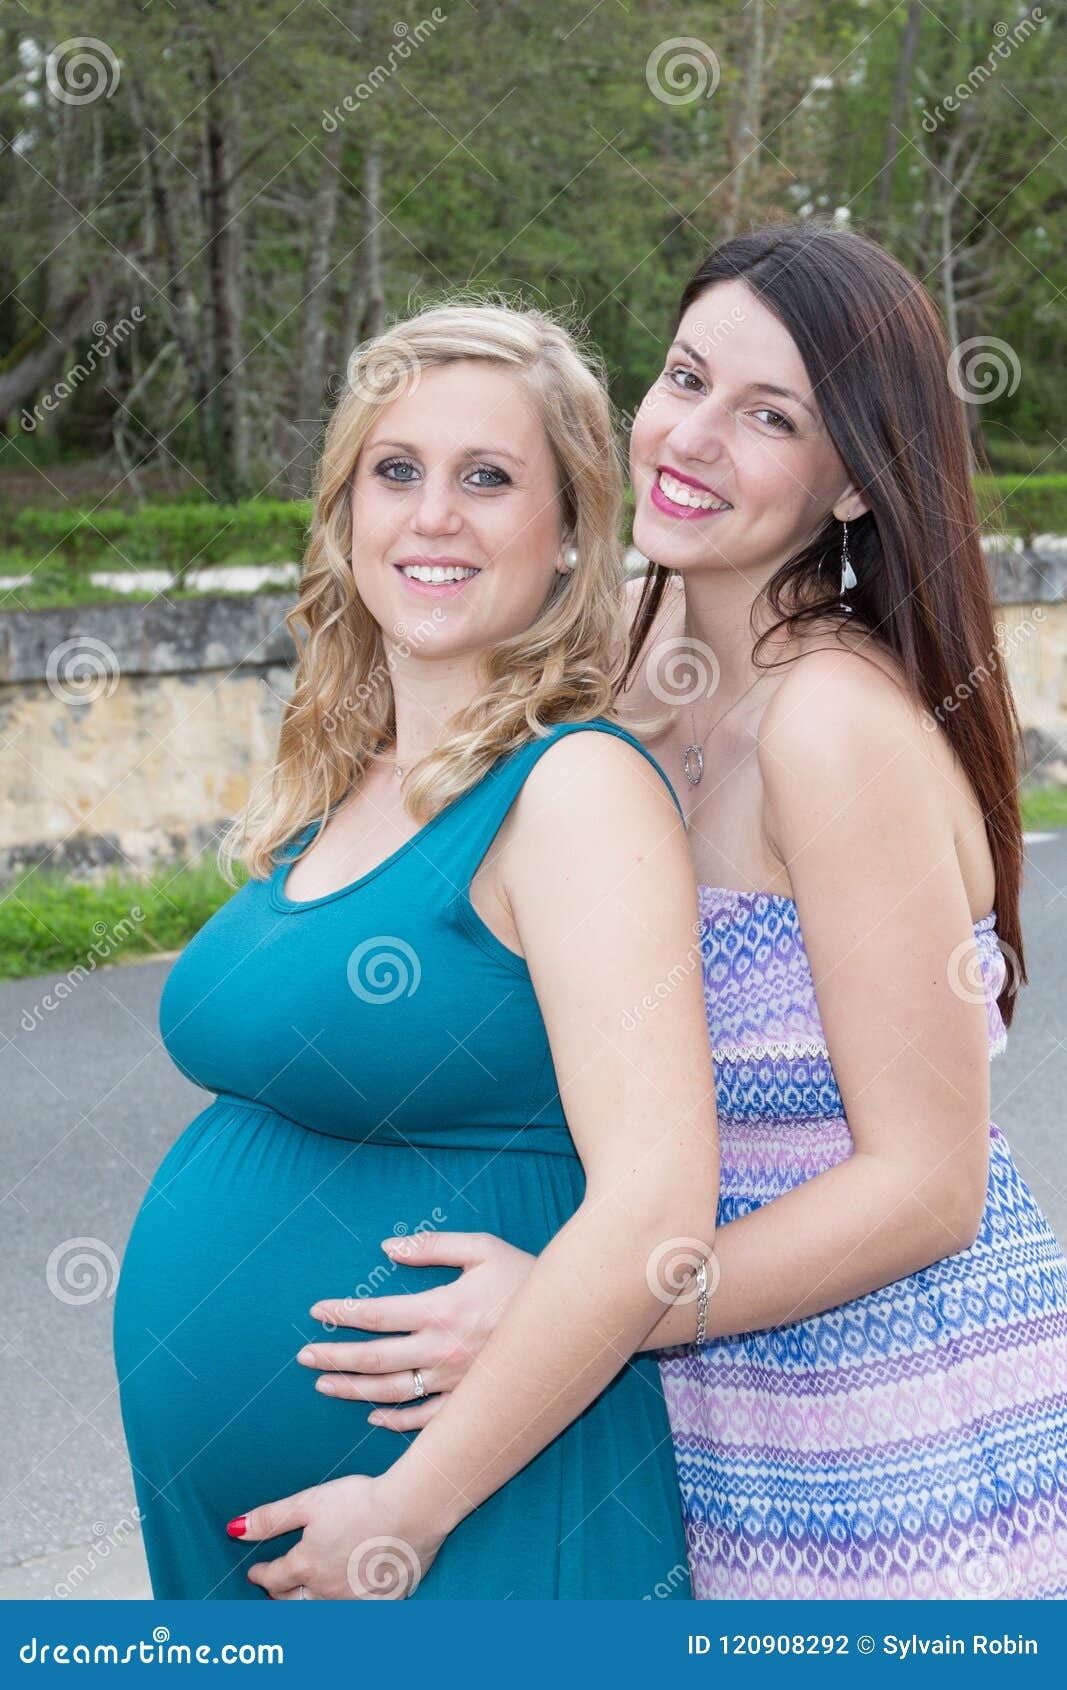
[384,643,484,767]
[680,566,781,701]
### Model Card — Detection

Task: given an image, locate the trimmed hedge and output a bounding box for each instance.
[2,479,1067,590]
[0,499,313,576]
[974,476,1067,544]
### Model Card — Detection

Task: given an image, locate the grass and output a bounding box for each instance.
[2,789,1064,982]
[1020,786,1067,832]
[0,855,246,983]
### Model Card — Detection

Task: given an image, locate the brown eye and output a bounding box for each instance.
[752,409,795,433]
[667,365,703,393]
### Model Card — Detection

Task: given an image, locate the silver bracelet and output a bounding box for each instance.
[693,1257,709,1347]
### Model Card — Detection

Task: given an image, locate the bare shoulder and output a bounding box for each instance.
[513,725,682,842]
[758,642,929,780]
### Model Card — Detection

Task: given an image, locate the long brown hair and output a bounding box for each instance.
[623,220,1026,1023]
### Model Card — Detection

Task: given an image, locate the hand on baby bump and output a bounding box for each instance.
[298,1230,537,1430]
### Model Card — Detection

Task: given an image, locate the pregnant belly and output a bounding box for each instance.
[112,1094,585,1517]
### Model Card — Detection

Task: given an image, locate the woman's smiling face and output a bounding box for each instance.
[630,278,867,581]
[350,359,571,657]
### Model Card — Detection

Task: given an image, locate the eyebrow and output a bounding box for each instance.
[369,439,526,464]
[672,341,818,421]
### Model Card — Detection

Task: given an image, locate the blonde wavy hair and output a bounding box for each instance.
[219,298,633,884]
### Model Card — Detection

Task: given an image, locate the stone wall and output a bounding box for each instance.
[2,543,1066,882]
[0,595,296,879]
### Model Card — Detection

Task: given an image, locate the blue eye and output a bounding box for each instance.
[466,464,511,488]
[375,457,418,482]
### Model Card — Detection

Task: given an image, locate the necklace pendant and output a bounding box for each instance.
[683,744,704,787]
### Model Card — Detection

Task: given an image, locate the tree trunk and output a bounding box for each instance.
[289,127,343,495]
[723,0,765,237]
[128,76,212,465]
[360,141,386,339]
[200,43,247,499]
[872,1,923,238]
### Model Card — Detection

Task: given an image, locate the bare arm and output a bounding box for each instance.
[304,653,991,1423]
[637,650,992,1346]
[367,730,718,1527]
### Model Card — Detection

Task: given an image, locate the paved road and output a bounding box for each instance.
[1,835,1064,1596]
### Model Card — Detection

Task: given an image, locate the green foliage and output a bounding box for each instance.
[1020,787,1067,831]
[974,477,1067,544]
[0,500,312,576]
[0,856,247,982]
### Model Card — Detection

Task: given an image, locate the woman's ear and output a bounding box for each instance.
[832,488,870,522]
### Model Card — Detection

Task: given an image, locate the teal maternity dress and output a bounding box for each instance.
[112,718,693,1598]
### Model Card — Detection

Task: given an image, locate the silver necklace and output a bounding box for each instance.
[682,672,766,787]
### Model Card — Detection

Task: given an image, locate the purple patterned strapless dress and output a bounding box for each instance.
[657,886,1067,1600]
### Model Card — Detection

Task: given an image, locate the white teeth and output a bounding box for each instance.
[657,471,730,511]
[400,564,479,583]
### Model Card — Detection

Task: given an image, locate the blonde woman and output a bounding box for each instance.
[111,302,718,1600]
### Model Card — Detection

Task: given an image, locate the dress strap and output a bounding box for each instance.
[443,718,685,893]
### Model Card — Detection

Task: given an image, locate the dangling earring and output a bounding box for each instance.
[561,545,578,573]
[839,517,857,612]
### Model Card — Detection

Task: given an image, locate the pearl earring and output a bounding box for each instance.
[561,545,579,572]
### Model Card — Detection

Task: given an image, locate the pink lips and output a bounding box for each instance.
[650,467,732,522]
[392,560,481,598]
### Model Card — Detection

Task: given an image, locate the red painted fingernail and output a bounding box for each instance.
[267,1594,275,1600]
[226,1516,247,1538]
